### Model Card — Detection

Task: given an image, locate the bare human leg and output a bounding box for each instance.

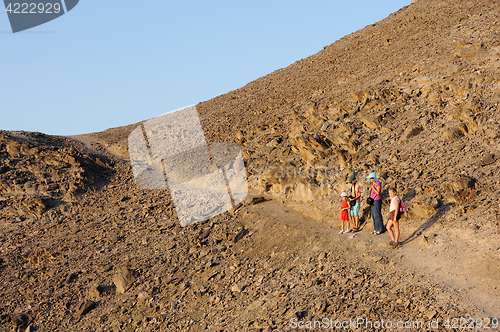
[386,219,395,241]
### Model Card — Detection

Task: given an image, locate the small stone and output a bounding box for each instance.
[295,311,308,319]
[199,248,210,258]
[480,153,496,166]
[199,286,208,294]
[66,272,78,284]
[113,268,136,294]
[415,185,423,194]
[426,309,437,319]
[233,228,248,243]
[199,228,211,240]
[231,284,242,293]
[78,300,96,316]
[350,269,361,278]
[314,302,326,313]
[210,296,221,304]
[88,285,104,298]
[372,255,384,263]
[442,125,466,141]
[400,126,424,143]
[250,197,266,205]
[450,175,474,192]
[10,313,28,329]
[213,283,224,291]
[431,198,441,209]
[137,291,149,301]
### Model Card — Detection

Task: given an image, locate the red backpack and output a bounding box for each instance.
[397,196,406,215]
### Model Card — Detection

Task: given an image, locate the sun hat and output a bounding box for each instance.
[340,192,348,197]
[365,172,379,181]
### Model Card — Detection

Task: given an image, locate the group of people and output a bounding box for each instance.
[338,172,404,248]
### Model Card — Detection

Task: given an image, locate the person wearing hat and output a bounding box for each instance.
[347,176,361,232]
[339,192,351,234]
[366,172,383,234]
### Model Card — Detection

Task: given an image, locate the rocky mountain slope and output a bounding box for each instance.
[1,0,500,330]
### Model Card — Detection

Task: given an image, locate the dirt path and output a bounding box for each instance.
[237,195,498,319]
[393,216,500,318]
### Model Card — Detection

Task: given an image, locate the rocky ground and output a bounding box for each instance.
[2,0,500,330]
[0,151,495,331]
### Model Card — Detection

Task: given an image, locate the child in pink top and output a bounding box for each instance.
[387,187,402,247]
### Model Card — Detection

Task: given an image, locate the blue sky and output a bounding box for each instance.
[1,1,410,136]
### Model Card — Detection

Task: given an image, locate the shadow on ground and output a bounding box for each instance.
[401,203,452,245]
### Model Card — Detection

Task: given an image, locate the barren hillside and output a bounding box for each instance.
[1,0,500,330]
